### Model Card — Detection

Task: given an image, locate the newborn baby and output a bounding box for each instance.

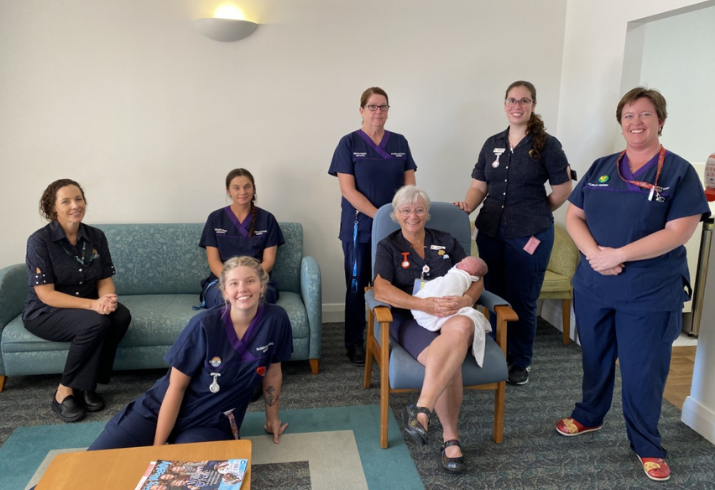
[411,256,492,366]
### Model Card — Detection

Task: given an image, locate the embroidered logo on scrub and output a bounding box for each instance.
[256,366,267,376]
[210,357,222,368]
[598,175,610,183]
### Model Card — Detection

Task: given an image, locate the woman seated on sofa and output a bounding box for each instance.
[199,168,285,308]
[23,179,131,423]
[88,256,292,450]
[373,185,485,473]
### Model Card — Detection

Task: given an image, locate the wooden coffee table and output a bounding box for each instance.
[34,440,251,489]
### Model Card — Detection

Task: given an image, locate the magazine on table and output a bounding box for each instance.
[134,458,248,490]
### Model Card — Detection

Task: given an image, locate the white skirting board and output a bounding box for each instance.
[539,299,578,344]
[322,303,344,323]
[681,396,715,446]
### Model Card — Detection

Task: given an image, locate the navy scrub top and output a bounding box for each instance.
[472,128,571,238]
[329,129,417,243]
[199,206,285,284]
[23,221,116,321]
[374,228,466,316]
[569,149,711,311]
[130,304,293,433]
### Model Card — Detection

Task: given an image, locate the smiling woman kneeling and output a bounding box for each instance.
[88,256,293,450]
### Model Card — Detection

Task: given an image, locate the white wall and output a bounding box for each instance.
[0,0,569,319]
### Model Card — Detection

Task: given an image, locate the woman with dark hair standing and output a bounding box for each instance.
[329,87,417,364]
[23,179,131,422]
[199,168,285,308]
[455,81,572,386]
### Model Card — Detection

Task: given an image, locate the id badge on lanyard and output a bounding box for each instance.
[412,265,430,294]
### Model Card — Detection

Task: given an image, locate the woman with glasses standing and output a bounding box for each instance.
[329,87,417,365]
[455,80,572,386]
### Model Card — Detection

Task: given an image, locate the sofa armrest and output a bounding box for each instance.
[0,264,28,377]
[0,264,27,330]
[300,256,322,361]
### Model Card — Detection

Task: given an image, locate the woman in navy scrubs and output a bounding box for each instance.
[374,186,484,473]
[199,168,284,308]
[89,256,293,450]
[455,81,572,386]
[23,179,131,422]
[329,87,417,364]
[555,87,710,482]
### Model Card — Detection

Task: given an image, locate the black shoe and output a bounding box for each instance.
[76,390,105,412]
[441,439,467,473]
[402,404,431,446]
[52,393,86,422]
[508,366,530,386]
[347,345,366,365]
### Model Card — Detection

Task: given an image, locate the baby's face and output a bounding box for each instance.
[457,257,487,276]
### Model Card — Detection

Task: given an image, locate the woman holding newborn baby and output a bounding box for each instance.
[373,185,486,473]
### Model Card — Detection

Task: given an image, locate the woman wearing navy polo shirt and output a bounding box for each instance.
[23,179,131,422]
[199,168,284,308]
[89,256,292,449]
[455,80,572,386]
[329,87,417,364]
[555,88,710,482]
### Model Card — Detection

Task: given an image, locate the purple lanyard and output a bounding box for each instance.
[219,305,265,363]
[356,129,392,159]
[223,206,251,238]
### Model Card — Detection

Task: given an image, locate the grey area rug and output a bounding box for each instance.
[1,319,713,489]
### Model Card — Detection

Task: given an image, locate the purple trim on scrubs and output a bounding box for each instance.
[223,206,250,238]
[620,152,661,192]
[221,305,265,362]
[356,129,393,159]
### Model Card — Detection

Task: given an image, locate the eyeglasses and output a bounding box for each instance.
[397,207,426,217]
[365,104,390,112]
[505,98,533,107]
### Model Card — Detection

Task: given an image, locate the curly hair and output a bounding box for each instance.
[39,179,86,222]
[505,80,548,161]
[225,168,258,236]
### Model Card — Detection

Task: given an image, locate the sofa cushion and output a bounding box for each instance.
[97,224,208,296]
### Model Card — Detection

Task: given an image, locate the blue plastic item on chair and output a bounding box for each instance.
[363,202,518,448]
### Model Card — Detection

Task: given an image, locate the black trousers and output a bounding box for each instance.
[23,304,131,390]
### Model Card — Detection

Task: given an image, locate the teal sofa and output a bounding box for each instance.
[0,223,322,392]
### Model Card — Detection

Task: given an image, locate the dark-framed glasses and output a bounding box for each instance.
[505,98,533,107]
[365,104,390,112]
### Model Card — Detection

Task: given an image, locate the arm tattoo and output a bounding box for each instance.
[264,385,276,407]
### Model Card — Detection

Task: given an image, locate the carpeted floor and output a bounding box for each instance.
[1,319,714,489]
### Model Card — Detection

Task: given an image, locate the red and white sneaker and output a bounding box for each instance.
[638,456,671,482]
[555,417,602,436]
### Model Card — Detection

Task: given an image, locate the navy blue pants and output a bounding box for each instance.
[23,304,131,390]
[342,240,371,349]
[88,402,235,450]
[571,291,680,458]
[476,225,553,368]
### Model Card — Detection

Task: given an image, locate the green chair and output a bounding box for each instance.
[538,224,580,344]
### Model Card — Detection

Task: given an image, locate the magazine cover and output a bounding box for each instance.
[133,458,248,490]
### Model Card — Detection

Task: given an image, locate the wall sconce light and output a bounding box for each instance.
[193,5,258,42]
